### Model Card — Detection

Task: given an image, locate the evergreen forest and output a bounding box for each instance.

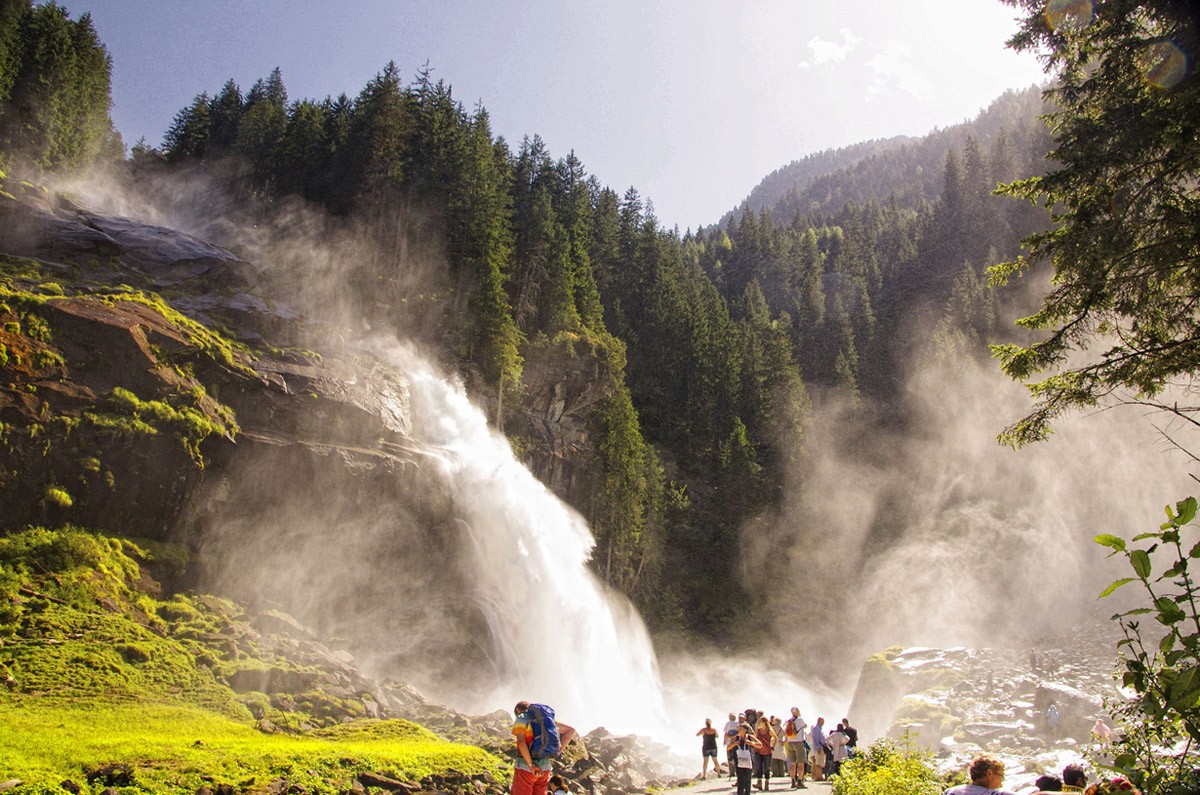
[0,0,1061,640]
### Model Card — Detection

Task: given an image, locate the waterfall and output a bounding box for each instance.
[388,346,670,738]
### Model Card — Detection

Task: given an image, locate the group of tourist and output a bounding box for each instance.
[948,755,1143,795]
[696,708,857,794]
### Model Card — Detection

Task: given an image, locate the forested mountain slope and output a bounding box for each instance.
[724,85,1049,225]
[0,0,1054,641]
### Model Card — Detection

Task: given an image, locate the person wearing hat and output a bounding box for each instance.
[783,707,808,788]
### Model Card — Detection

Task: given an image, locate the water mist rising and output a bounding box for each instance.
[751,328,1198,696]
[379,343,668,736]
[60,169,837,750]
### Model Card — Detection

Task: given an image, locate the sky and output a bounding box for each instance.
[65,0,1050,231]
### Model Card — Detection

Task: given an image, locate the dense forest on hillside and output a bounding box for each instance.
[0,0,1054,640]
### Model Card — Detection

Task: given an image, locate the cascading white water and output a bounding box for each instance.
[386,345,671,738]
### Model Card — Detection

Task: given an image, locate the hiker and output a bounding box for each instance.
[511,701,577,795]
[725,713,743,778]
[769,717,788,779]
[808,718,827,782]
[1047,703,1061,736]
[784,707,808,788]
[753,716,776,790]
[827,723,849,776]
[840,717,858,758]
[696,717,723,779]
[728,722,763,795]
[944,755,1017,795]
[549,775,568,795]
[1092,719,1112,748]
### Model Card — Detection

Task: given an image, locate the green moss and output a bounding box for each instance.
[32,348,64,368]
[95,288,255,375]
[36,282,64,296]
[85,386,237,467]
[43,486,73,507]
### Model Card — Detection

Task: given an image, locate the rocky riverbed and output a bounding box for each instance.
[847,621,1126,789]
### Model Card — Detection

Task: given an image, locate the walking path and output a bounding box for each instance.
[676,776,834,795]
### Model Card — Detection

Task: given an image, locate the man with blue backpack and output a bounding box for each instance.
[511,701,578,795]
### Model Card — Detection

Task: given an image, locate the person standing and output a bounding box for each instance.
[696,718,723,779]
[1046,703,1061,737]
[753,716,776,790]
[827,723,849,776]
[511,701,577,795]
[769,717,788,779]
[840,717,858,758]
[724,713,743,779]
[728,722,763,795]
[784,707,808,788]
[808,718,827,783]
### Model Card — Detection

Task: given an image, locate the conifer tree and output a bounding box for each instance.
[0,2,114,173]
[163,92,211,161]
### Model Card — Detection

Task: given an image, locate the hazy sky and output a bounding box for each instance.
[67,0,1048,230]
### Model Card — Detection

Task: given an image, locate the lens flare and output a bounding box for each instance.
[1044,0,1094,33]
[1140,39,1189,89]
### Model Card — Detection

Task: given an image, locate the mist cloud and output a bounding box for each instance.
[750,326,1196,695]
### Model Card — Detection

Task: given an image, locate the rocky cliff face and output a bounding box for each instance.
[0,179,420,544]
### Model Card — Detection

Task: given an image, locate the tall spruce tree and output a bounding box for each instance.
[994,0,1200,445]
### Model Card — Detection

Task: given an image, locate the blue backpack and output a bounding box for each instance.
[526,703,561,760]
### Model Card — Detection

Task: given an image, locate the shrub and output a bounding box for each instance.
[831,736,943,795]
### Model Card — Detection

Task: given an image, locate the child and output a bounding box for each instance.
[549,775,569,795]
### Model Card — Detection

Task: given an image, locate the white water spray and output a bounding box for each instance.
[383,344,670,737]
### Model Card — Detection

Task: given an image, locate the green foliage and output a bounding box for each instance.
[0,1,116,174]
[85,386,236,467]
[0,702,504,795]
[1096,497,1200,793]
[831,736,943,795]
[42,485,72,507]
[992,0,1200,446]
[0,525,508,793]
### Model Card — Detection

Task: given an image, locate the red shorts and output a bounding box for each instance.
[511,767,551,795]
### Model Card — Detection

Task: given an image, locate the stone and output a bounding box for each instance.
[59,781,81,794]
[0,782,22,793]
[357,772,415,792]
[87,764,134,787]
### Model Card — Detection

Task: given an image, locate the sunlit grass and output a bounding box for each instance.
[0,700,506,794]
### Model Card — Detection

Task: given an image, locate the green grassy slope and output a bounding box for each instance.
[0,526,507,795]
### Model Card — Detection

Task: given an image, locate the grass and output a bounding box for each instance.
[0,526,510,794]
[0,703,505,794]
